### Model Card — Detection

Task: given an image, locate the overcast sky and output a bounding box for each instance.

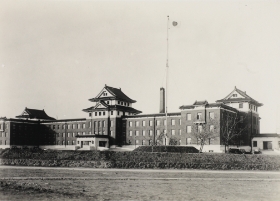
[1,0,280,133]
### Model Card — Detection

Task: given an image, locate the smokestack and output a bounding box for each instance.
[160,88,165,113]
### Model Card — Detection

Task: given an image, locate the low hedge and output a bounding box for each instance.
[1,149,280,170]
[133,146,199,153]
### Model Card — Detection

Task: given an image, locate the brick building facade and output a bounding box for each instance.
[0,85,262,152]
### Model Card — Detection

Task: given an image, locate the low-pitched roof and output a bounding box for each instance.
[179,102,238,112]
[89,85,136,103]
[16,108,56,120]
[253,134,280,138]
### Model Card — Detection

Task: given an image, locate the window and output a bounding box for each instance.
[239,103,243,108]
[99,112,101,116]
[210,125,214,132]
[136,140,139,144]
[156,130,160,136]
[164,120,166,125]
[103,111,105,116]
[197,113,202,120]
[107,101,109,104]
[63,133,65,137]
[67,141,70,145]
[121,102,123,105]
[110,121,113,127]
[129,121,132,127]
[198,125,203,133]
[82,132,86,135]
[187,113,191,120]
[142,140,145,145]
[179,119,181,125]
[187,126,191,133]
[62,140,65,145]
[136,121,139,127]
[142,121,146,126]
[232,94,237,97]
[72,141,75,145]
[82,124,85,129]
[149,140,152,145]
[72,124,75,129]
[171,119,175,125]
[209,112,214,120]
[53,125,56,129]
[67,124,71,129]
[111,111,113,115]
[171,130,175,135]
[78,124,81,129]
[149,120,153,126]
[89,113,92,117]
[103,121,106,127]
[110,131,113,136]
[117,111,120,115]
[240,116,244,123]
[57,140,60,145]
[187,138,191,145]
[253,116,257,124]
[95,112,97,116]
[67,133,70,137]
[179,129,181,135]
[136,131,139,136]
[156,120,160,126]
[253,141,257,147]
[72,133,75,137]
[149,130,153,136]
[89,122,91,128]
[129,131,132,136]
[179,140,181,145]
[142,130,145,136]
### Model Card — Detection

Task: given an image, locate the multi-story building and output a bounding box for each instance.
[0,85,263,152]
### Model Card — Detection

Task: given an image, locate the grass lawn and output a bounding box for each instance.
[1,167,280,201]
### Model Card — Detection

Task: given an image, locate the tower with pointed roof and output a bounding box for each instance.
[82,85,142,146]
[216,86,262,138]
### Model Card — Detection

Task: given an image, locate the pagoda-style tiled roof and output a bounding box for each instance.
[16,107,56,120]
[82,105,142,114]
[89,85,136,103]
[216,86,263,107]
[193,100,208,106]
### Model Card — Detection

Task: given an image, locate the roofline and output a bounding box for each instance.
[216,99,263,107]
[41,118,87,123]
[89,97,136,103]
[125,112,181,118]
[76,134,110,138]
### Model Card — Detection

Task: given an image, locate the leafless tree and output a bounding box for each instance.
[191,118,219,152]
[220,112,250,152]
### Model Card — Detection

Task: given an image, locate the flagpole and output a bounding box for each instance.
[165,15,169,145]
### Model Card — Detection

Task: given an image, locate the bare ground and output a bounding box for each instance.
[0,166,280,201]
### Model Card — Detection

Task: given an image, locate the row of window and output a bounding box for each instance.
[48,123,87,130]
[0,124,8,130]
[128,138,193,145]
[0,140,7,145]
[129,119,182,127]
[0,132,8,137]
[128,125,215,136]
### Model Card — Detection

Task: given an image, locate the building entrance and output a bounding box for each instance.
[263,141,272,150]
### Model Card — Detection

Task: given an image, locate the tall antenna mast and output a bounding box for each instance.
[165,15,169,144]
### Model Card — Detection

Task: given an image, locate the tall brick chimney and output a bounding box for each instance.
[160,87,165,113]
